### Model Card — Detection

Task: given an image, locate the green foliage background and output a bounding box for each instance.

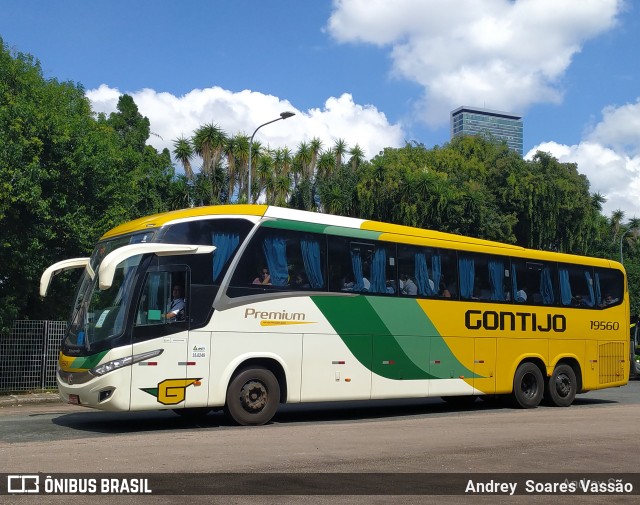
[2,39,639,332]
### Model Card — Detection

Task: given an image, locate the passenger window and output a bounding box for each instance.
[511,259,556,305]
[595,268,624,308]
[558,264,596,308]
[228,227,326,296]
[327,238,395,295]
[397,245,457,298]
[459,253,510,302]
[159,218,252,284]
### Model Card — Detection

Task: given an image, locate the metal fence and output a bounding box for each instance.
[0,320,65,393]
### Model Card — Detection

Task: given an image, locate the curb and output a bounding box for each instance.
[0,393,63,407]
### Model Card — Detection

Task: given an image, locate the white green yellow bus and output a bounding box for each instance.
[41,205,630,425]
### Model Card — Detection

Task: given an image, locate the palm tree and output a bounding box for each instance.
[255,152,273,203]
[192,123,227,175]
[610,209,626,243]
[317,150,335,179]
[172,136,195,180]
[296,141,312,179]
[223,135,237,200]
[232,134,250,201]
[333,138,347,171]
[309,137,323,175]
[348,144,365,171]
[591,192,606,212]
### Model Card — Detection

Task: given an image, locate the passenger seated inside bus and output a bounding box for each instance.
[515,288,528,302]
[600,294,619,307]
[253,267,271,285]
[292,271,310,289]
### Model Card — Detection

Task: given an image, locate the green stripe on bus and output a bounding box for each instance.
[70,350,109,370]
[367,297,478,379]
[261,220,382,241]
[323,227,382,240]
[311,295,436,380]
[311,295,478,380]
[261,220,328,234]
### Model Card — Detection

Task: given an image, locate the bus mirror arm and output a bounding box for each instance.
[40,258,91,297]
[98,244,216,291]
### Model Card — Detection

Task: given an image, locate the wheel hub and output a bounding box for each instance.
[240,380,268,412]
[555,373,571,398]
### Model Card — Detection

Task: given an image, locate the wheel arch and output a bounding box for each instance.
[229,357,288,404]
[512,356,546,391]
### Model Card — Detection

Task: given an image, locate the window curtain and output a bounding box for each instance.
[415,252,430,296]
[263,235,289,286]
[540,267,554,305]
[431,254,441,294]
[559,268,572,306]
[212,232,240,282]
[459,257,475,299]
[369,248,387,293]
[511,264,518,302]
[301,237,324,289]
[594,272,602,306]
[488,260,505,301]
[350,249,365,292]
[584,271,595,307]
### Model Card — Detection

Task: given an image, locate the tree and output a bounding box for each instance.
[193,123,227,176]
[0,40,174,329]
[172,136,195,180]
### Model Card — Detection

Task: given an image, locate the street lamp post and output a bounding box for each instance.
[247,111,295,203]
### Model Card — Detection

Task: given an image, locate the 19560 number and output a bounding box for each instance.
[590,321,620,330]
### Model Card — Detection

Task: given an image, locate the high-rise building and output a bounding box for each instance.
[450,106,523,156]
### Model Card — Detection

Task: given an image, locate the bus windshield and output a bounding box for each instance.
[65,232,154,350]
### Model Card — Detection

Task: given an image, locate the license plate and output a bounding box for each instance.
[68,394,80,405]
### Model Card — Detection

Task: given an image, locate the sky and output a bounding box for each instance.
[1,0,640,218]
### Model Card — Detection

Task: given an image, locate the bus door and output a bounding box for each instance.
[130,268,191,410]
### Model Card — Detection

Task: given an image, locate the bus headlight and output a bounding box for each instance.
[91,356,133,376]
[90,349,164,377]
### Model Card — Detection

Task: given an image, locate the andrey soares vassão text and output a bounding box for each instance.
[465,478,634,495]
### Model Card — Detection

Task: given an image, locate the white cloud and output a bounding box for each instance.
[327,0,623,126]
[526,99,640,219]
[85,85,404,168]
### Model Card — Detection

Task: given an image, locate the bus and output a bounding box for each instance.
[40,204,630,425]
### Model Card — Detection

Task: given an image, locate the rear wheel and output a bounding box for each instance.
[512,362,543,408]
[225,367,280,426]
[546,364,577,407]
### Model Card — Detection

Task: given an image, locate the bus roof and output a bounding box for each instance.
[100,204,621,269]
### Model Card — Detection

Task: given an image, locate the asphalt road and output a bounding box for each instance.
[1,381,639,504]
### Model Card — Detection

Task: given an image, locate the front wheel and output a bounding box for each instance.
[545,364,577,407]
[225,367,280,426]
[512,362,543,408]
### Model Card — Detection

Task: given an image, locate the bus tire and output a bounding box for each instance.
[511,362,543,408]
[225,366,280,426]
[546,364,577,407]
